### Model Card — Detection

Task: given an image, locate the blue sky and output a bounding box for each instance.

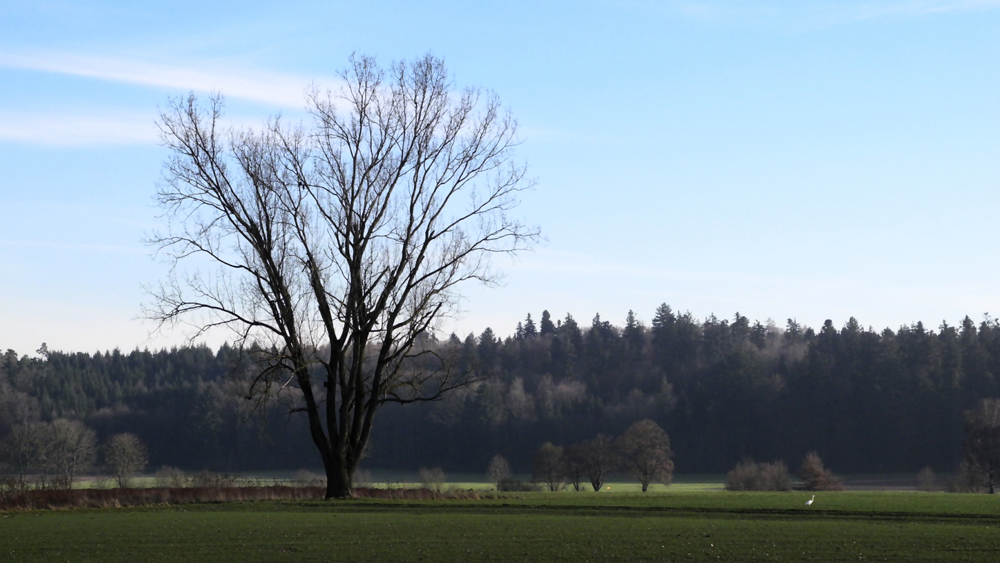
[1,0,999,354]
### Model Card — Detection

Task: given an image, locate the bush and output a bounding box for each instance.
[154,466,187,488]
[354,469,373,488]
[497,478,541,492]
[916,466,938,492]
[189,471,244,489]
[292,469,325,488]
[725,459,791,491]
[799,451,844,491]
[418,467,446,492]
[486,455,512,490]
[946,461,987,493]
[762,461,792,491]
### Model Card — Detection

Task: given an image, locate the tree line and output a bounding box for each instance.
[4,305,1000,478]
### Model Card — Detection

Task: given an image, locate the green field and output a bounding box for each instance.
[3,492,1000,562]
[75,472,727,493]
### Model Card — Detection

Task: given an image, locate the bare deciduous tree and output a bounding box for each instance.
[617,419,673,492]
[531,442,564,491]
[104,433,149,488]
[486,454,512,490]
[964,398,1000,494]
[1,422,49,486]
[45,419,97,489]
[581,434,617,492]
[418,466,446,492]
[561,443,587,491]
[148,53,537,498]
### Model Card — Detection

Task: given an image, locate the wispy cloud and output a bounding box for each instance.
[0,239,147,254]
[0,51,339,107]
[854,0,1000,18]
[644,0,1000,25]
[0,111,159,146]
[0,107,302,147]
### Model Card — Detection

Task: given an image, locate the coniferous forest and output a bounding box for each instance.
[4,304,1000,476]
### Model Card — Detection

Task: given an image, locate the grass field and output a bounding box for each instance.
[3,491,1000,562]
[75,472,728,493]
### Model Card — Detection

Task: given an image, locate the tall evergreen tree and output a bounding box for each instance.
[523,314,538,339]
[540,310,556,337]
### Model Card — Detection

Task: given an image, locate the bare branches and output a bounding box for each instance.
[148,54,536,498]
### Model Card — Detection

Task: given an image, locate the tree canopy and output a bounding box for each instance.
[148,53,536,497]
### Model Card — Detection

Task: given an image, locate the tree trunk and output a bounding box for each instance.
[641,480,649,492]
[325,457,353,499]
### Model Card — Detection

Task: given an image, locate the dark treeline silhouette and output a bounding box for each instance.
[0,345,317,472]
[4,305,1000,475]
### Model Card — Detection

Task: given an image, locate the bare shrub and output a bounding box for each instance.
[946,461,987,493]
[762,461,791,491]
[486,455,512,490]
[497,478,541,492]
[190,471,240,489]
[418,467,446,492]
[799,451,843,491]
[725,459,791,491]
[354,469,373,488]
[154,466,187,488]
[726,459,764,491]
[916,466,938,492]
[293,469,325,487]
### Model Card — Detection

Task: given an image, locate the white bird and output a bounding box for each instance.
[805,495,815,506]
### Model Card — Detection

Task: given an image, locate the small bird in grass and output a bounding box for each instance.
[805,495,815,506]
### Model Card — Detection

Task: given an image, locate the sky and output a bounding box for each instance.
[1,0,998,355]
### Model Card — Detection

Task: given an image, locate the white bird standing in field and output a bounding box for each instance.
[805,495,815,506]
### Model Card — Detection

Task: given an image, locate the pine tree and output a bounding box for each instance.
[540,310,556,336]
[523,314,537,339]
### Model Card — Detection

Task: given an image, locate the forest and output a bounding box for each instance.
[3,304,1000,476]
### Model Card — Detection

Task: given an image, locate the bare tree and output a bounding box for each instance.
[617,419,674,492]
[964,398,1000,494]
[418,466,446,492]
[798,451,844,492]
[45,419,97,489]
[561,443,587,491]
[916,466,938,492]
[104,433,149,488]
[1,422,49,486]
[581,434,617,492]
[531,442,564,491]
[149,53,537,498]
[486,454,512,490]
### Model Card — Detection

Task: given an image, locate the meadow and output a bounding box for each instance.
[3,489,1000,562]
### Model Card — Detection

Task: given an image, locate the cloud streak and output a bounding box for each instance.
[0,111,159,146]
[0,51,339,108]
[653,0,1000,25]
